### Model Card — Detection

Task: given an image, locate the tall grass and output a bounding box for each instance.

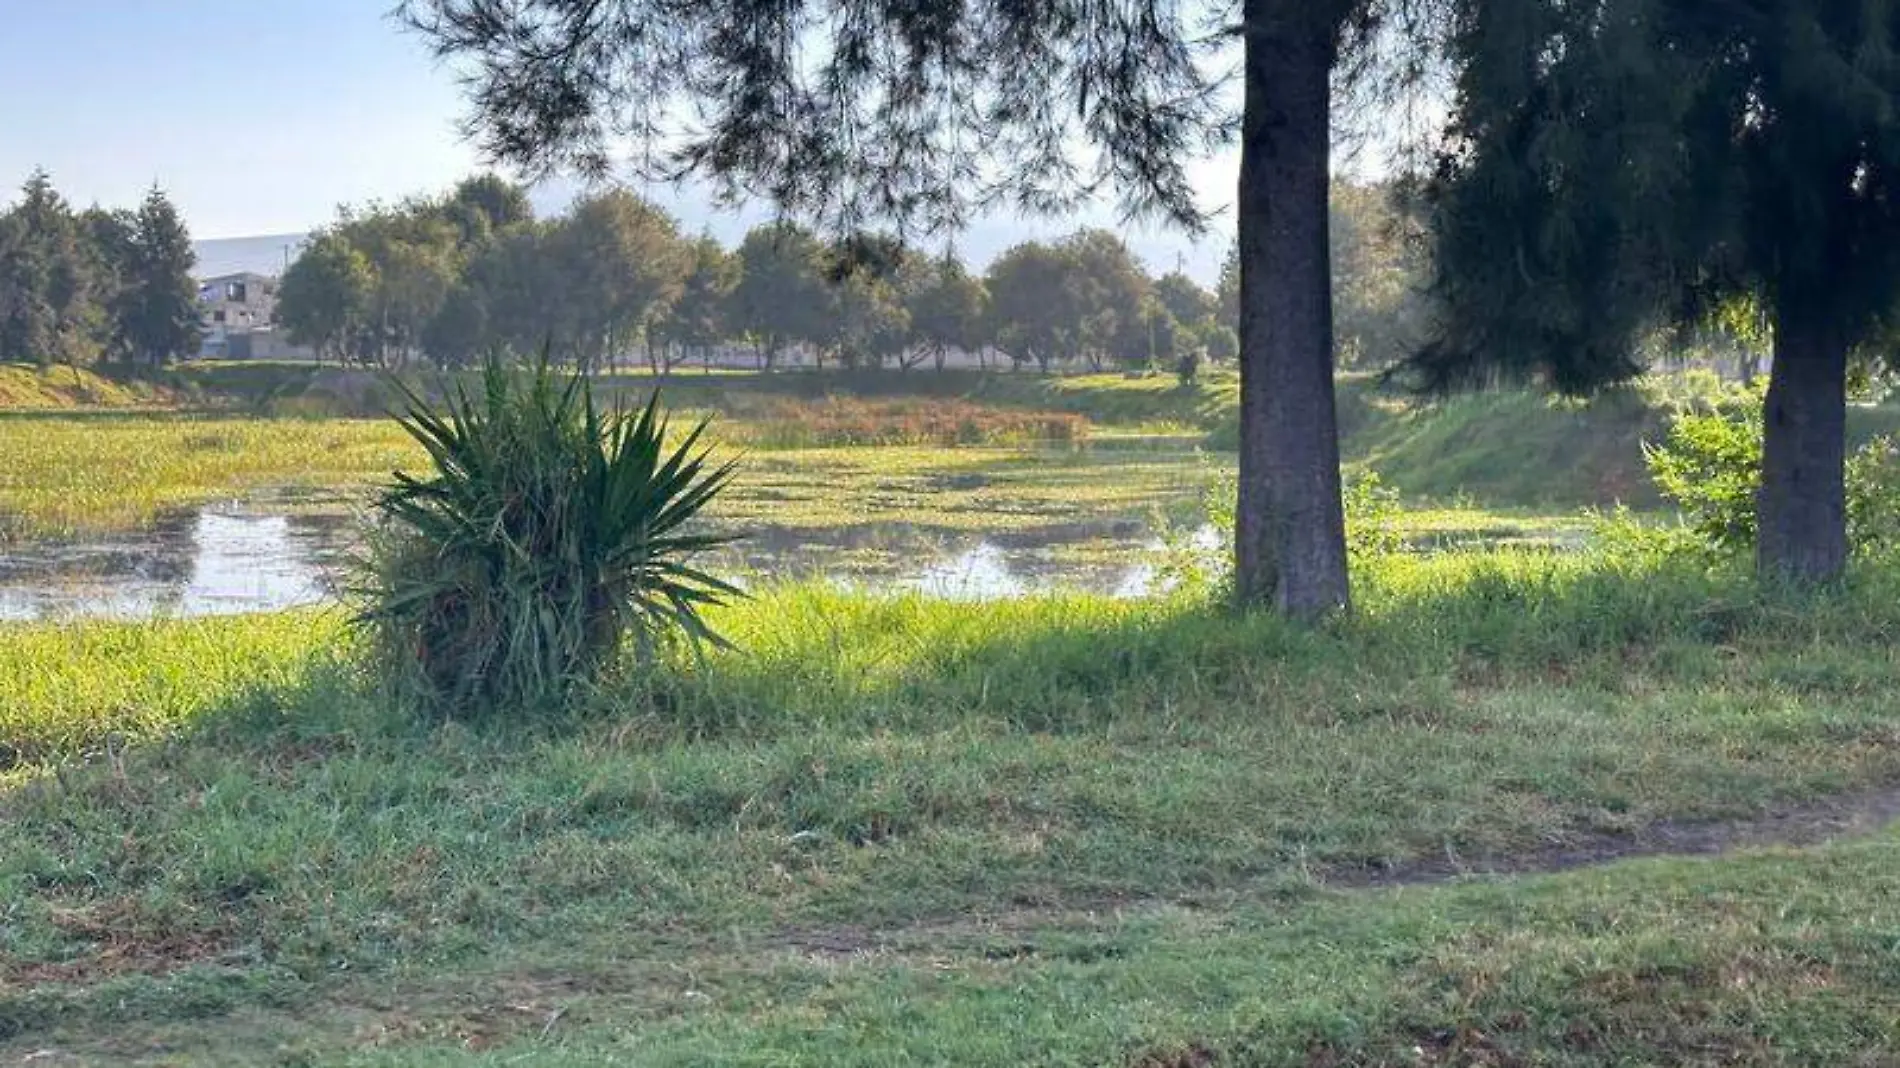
[0,414,418,541]
[713,396,1090,448]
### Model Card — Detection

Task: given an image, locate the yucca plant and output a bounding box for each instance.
[358,357,739,717]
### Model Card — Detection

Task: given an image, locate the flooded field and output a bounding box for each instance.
[0,505,1179,620]
[0,495,1589,621]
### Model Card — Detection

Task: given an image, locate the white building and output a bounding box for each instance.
[195,272,310,360]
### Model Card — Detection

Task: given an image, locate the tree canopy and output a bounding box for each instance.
[1422,0,1900,582]
[0,172,200,367]
[402,0,1462,615]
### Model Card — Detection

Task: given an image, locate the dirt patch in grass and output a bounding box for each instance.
[344,975,590,1054]
[769,782,1900,965]
[13,897,241,984]
[1330,780,1900,888]
[1130,1041,1218,1068]
[771,898,1173,964]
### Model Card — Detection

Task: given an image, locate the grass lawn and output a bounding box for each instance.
[6,552,1900,1063]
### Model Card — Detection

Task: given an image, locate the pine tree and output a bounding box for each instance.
[114,187,202,367]
[1423,0,1900,584]
[0,170,94,366]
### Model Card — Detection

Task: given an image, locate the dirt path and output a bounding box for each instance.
[1332,780,1900,888]
[779,782,1900,958]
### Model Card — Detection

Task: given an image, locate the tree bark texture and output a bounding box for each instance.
[1234,1,1351,618]
[1758,292,1849,584]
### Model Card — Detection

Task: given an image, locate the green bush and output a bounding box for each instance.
[1155,467,1402,594]
[1645,401,1900,558]
[1643,402,1764,551]
[358,358,739,717]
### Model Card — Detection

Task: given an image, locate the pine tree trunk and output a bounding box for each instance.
[1758,295,1848,584]
[1233,2,1351,618]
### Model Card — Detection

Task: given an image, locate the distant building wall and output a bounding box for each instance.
[194,272,314,360]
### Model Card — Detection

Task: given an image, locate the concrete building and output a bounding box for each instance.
[195,272,312,360]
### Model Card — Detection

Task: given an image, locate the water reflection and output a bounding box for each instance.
[915,543,1029,599]
[0,510,347,622]
[0,505,1585,621]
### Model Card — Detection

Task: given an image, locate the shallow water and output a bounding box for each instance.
[0,509,351,621]
[0,507,1172,620]
[0,504,1585,622]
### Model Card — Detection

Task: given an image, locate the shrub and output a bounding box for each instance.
[1645,402,1900,558]
[1175,350,1202,388]
[1643,402,1763,551]
[358,358,739,717]
[1155,467,1402,595]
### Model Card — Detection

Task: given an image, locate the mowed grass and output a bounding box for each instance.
[6,553,1900,1062]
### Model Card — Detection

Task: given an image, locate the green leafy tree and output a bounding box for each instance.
[1424,0,1900,584]
[903,252,989,371]
[1330,181,1430,371]
[422,282,494,368]
[442,174,534,248]
[1154,271,1218,336]
[344,207,461,368]
[402,0,1462,615]
[110,187,202,367]
[728,223,830,370]
[279,231,376,364]
[1215,242,1240,335]
[1198,320,1240,364]
[651,234,737,371]
[818,233,911,370]
[1061,229,1154,370]
[986,241,1080,373]
[465,222,565,357]
[550,189,689,371]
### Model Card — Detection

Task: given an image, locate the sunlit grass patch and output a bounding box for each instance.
[4,555,1900,1060]
[0,415,419,541]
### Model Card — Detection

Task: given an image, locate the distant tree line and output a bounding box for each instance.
[280,176,1429,375]
[0,170,201,368]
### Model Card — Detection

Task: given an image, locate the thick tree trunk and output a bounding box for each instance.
[1758,295,1848,584]
[1234,3,1350,617]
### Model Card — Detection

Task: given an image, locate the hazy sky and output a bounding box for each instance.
[0,1,1239,282]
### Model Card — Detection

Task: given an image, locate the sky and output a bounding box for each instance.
[0,2,1240,283]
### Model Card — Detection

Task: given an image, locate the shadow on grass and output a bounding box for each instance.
[6,555,1900,1058]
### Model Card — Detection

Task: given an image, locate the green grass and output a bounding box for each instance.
[6,553,1900,1062]
[21,364,1900,537]
[0,414,416,541]
[0,363,180,410]
[0,412,1221,549]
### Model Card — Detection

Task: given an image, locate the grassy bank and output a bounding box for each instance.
[6,554,1900,1062]
[0,364,181,410]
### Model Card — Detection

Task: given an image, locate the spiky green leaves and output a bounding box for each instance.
[359,358,739,717]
